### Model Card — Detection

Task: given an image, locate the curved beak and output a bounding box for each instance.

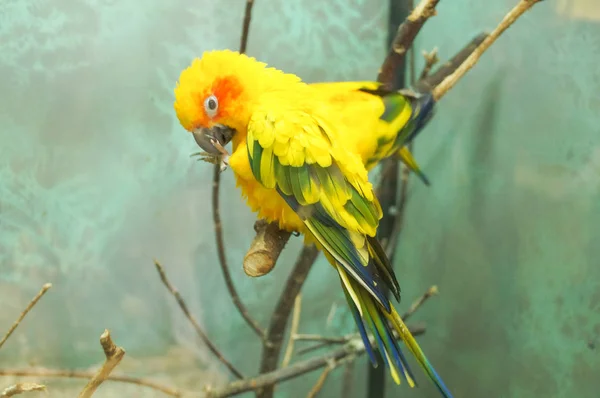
[192,124,236,153]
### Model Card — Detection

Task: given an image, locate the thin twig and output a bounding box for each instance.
[0,283,51,350]
[244,220,292,277]
[281,294,302,367]
[206,325,426,398]
[340,359,355,398]
[401,285,439,321]
[154,259,244,379]
[1,383,46,397]
[0,370,180,397]
[211,0,264,339]
[77,330,125,398]
[419,47,439,80]
[413,33,488,93]
[432,0,544,101]
[294,335,349,344]
[212,166,265,339]
[377,0,440,90]
[306,360,335,398]
[240,0,254,54]
[297,285,439,355]
[256,245,320,398]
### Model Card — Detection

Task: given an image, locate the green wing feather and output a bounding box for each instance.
[247,106,399,309]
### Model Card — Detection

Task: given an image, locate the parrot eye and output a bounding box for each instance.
[204,95,218,118]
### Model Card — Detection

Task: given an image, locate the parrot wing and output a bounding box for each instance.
[245,103,453,398]
[246,105,400,311]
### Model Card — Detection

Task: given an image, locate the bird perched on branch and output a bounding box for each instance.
[173,50,452,398]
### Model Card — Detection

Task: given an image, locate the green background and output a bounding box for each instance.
[1,0,599,397]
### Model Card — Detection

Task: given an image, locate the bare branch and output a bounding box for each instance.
[414,33,487,93]
[212,166,266,339]
[77,330,126,398]
[280,294,302,367]
[378,0,440,89]
[154,259,244,379]
[256,245,320,398]
[0,283,51,350]
[206,325,426,398]
[306,360,335,398]
[0,370,180,397]
[244,220,292,277]
[1,383,46,397]
[340,359,355,398]
[432,0,544,101]
[419,47,439,80]
[400,285,439,321]
[297,285,439,355]
[239,0,254,54]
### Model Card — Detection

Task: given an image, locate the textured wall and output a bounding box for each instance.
[0,0,599,397]
[393,1,600,397]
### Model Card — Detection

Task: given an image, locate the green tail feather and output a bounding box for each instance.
[337,266,453,398]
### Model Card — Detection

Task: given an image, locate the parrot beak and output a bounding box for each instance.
[192,124,236,154]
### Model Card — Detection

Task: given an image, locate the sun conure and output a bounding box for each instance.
[173,50,451,398]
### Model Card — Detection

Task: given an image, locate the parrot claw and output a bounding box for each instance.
[189,138,231,172]
[210,138,230,172]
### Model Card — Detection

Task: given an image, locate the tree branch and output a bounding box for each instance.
[205,324,426,398]
[0,283,51,350]
[244,220,292,277]
[419,47,439,81]
[154,259,244,379]
[77,330,126,398]
[210,0,265,339]
[1,383,46,397]
[432,0,544,101]
[377,0,439,90]
[413,33,488,93]
[280,294,302,367]
[256,245,320,398]
[296,285,438,356]
[0,369,180,397]
[212,166,266,339]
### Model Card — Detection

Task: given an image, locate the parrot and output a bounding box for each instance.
[173,50,452,398]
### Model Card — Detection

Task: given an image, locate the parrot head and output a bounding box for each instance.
[173,49,273,154]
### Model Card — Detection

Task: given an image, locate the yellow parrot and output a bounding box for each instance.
[173,50,451,398]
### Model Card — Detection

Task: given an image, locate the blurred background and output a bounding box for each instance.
[1,0,599,397]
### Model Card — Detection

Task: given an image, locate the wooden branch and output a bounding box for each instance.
[306,360,335,398]
[256,245,320,398]
[239,0,254,54]
[432,0,544,101]
[212,166,266,339]
[401,285,439,321]
[154,260,244,379]
[0,369,180,397]
[244,221,291,277]
[414,33,487,93]
[77,330,125,398]
[0,283,51,350]
[205,324,426,398]
[377,0,440,90]
[296,285,438,356]
[419,47,439,81]
[280,294,302,367]
[1,383,46,397]
[340,359,355,398]
[210,0,265,337]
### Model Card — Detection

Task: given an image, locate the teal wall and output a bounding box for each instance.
[0,0,599,397]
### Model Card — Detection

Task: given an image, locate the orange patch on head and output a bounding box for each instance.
[212,75,244,119]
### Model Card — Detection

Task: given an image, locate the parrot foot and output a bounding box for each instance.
[190,139,230,172]
[210,138,230,172]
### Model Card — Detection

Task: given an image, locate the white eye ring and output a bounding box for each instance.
[204,95,218,118]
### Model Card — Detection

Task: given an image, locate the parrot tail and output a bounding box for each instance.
[337,265,453,398]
